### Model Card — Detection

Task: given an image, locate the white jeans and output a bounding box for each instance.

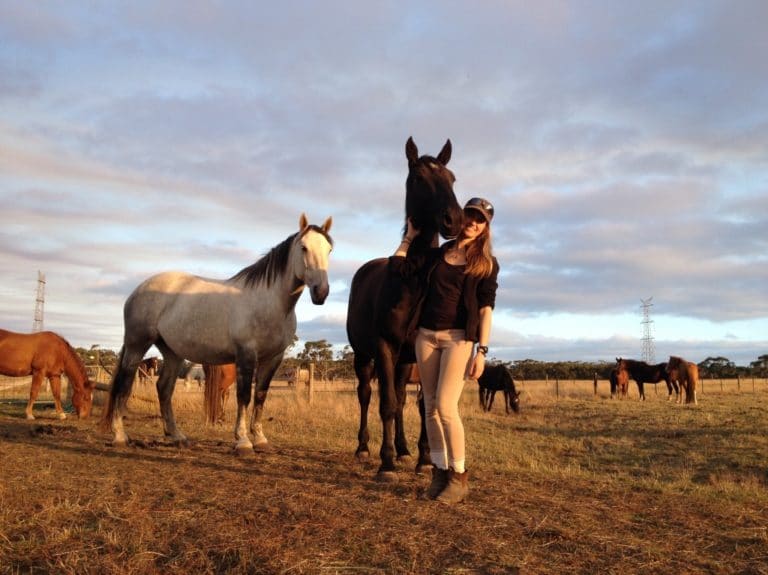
[414,327,474,472]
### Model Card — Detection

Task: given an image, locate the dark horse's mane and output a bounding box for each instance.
[229,226,334,289]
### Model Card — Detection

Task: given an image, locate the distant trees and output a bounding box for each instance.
[72,344,768,382]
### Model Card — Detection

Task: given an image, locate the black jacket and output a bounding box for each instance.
[388,240,499,343]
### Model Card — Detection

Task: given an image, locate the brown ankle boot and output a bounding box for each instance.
[436,468,469,504]
[421,467,449,500]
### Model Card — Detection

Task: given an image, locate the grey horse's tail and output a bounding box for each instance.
[99,346,126,432]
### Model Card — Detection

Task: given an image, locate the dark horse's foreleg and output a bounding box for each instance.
[415,386,431,474]
[354,356,375,461]
[375,340,399,480]
[250,356,282,450]
[637,381,645,401]
[393,361,412,462]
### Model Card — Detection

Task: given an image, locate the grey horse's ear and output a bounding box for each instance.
[299,213,309,230]
[405,137,418,167]
[437,139,452,165]
[322,216,332,233]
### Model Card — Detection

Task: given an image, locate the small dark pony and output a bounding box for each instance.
[0,328,95,420]
[477,364,520,414]
[203,363,237,424]
[615,358,679,401]
[347,137,464,480]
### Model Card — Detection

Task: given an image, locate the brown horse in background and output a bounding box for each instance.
[666,356,699,405]
[203,363,236,424]
[609,366,630,399]
[0,328,95,420]
[137,357,160,385]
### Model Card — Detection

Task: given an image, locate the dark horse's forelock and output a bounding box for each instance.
[229,227,333,289]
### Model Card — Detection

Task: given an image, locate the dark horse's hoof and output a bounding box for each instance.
[415,463,433,476]
[355,450,370,462]
[375,469,398,483]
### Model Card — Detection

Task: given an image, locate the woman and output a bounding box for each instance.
[390,197,499,504]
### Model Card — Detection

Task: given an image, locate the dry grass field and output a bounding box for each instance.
[1,378,766,574]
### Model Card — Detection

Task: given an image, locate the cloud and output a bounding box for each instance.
[1,2,767,366]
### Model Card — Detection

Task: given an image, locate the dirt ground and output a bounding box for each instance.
[1,387,767,574]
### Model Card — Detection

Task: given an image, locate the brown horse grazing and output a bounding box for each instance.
[203,363,237,424]
[609,367,630,399]
[666,356,699,405]
[347,137,464,480]
[0,328,95,420]
[615,358,679,401]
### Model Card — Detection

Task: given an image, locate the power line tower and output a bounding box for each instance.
[32,270,46,333]
[640,296,655,364]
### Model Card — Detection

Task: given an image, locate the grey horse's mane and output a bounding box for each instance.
[228,226,333,289]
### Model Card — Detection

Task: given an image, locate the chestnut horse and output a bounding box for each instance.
[609,367,629,399]
[0,328,95,420]
[666,355,699,405]
[203,363,236,425]
[102,214,333,452]
[615,358,679,401]
[347,137,464,480]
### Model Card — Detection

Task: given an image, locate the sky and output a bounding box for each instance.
[1,1,766,367]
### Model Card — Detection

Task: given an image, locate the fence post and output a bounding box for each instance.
[737,375,741,392]
[555,378,559,398]
[307,363,315,405]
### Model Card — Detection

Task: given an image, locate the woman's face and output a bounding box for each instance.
[462,210,487,241]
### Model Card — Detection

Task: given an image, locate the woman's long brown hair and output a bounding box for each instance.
[464,225,494,279]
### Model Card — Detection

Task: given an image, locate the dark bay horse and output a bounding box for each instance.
[203,363,236,425]
[347,137,464,480]
[477,364,520,414]
[666,355,699,405]
[615,358,679,401]
[137,357,159,385]
[102,214,333,452]
[0,328,95,420]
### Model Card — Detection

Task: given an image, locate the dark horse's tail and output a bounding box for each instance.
[99,346,129,432]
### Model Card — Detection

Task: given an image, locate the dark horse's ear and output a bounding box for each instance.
[436,139,452,165]
[405,137,418,167]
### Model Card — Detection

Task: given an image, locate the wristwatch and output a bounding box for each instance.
[477,345,488,355]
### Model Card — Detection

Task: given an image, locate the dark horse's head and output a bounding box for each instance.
[404,137,463,245]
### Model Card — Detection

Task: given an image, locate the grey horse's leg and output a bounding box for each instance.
[108,345,151,446]
[250,355,283,448]
[153,343,186,445]
[233,348,257,455]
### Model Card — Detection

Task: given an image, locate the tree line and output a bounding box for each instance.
[76,341,768,382]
